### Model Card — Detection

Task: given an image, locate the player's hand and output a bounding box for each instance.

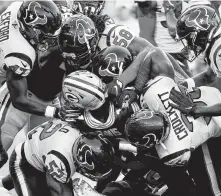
[57,105,83,122]
[106,79,123,100]
[169,85,196,115]
[163,0,175,12]
[115,87,138,109]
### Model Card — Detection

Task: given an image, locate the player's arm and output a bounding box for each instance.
[163,0,178,39]
[119,42,188,89]
[180,67,217,88]
[192,104,221,116]
[6,69,60,118]
[136,0,158,46]
[46,171,74,196]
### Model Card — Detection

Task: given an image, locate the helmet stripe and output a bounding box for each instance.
[64,77,105,100]
[66,76,105,93]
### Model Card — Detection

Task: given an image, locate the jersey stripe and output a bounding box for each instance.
[66,76,105,93]
[84,102,115,129]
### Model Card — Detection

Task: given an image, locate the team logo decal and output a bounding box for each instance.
[75,19,95,45]
[133,109,154,120]
[76,144,95,170]
[24,2,47,26]
[99,53,123,77]
[185,8,210,31]
[135,133,158,148]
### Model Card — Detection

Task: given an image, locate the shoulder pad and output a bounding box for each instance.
[4,53,32,76]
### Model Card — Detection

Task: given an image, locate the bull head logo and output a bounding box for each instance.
[99,53,123,77]
[76,144,94,171]
[24,2,47,26]
[76,19,95,45]
[185,7,210,31]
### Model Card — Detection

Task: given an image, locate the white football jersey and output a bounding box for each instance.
[140,76,221,165]
[24,119,81,183]
[0,2,36,77]
[98,23,136,51]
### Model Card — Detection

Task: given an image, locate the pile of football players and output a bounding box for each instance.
[1,1,221,196]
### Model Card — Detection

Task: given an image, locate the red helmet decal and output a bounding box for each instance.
[99,53,123,77]
[185,7,210,31]
[75,18,95,45]
[76,144,95,171]
[24,2,47,26]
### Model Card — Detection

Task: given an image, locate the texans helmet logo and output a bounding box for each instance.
[185,8,210,31]
[24,2,47,26]
[76,144,95,171]
[99,53,124,77]
[133,109,154,120]
[135,133,158,148]
[75,19,96,45]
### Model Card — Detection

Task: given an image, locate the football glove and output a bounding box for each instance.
[57,105,83,122]
[169,85,196,115]
[106,79,123,100]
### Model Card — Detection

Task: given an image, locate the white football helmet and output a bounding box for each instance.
[62,70,106,110]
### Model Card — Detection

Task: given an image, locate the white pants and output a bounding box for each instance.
[0,83,60,150]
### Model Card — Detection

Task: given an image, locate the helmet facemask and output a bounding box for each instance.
[179,31,210,62]
[62,31,99,70]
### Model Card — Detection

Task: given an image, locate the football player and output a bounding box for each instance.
[167,5,221,118]
[64,0,189,98]
[0,5,102,169]
[129,46,221,196]
[0,0,63,167]
[8,120,114,196]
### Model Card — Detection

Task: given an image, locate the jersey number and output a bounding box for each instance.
[42,155,65,179]
[28,120,69,140]
[181,88,212,132]
[113,29,133,47]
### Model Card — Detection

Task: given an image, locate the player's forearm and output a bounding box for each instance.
[193,104,221,116]
[191,67,216,87]
[12,97,56,117]
[166,53,189,80]
[165,10,177,38]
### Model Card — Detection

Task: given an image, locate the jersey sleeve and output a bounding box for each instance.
[45,150,71,183]
[4,54,32,76]
[107,25,136,48]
